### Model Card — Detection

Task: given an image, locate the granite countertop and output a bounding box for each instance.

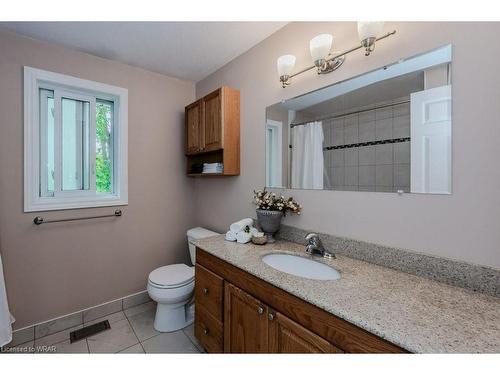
[193,235,500,353]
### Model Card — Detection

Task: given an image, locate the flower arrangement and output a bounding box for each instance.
[253,188,302,216]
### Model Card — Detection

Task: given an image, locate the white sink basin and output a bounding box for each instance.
[262,253,340,281]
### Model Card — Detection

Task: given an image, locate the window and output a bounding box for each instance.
[265,119,283,188]
[24,67,128,211]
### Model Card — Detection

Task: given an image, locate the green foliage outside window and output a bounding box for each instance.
[96,102,112,192]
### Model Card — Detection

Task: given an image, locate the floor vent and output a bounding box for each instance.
[69,320,111,343]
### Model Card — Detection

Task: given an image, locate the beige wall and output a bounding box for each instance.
[0,29,196,328]
[195,22,500,269]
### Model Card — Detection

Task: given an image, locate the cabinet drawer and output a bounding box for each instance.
[195,264,224,321]
[195,305,223,353]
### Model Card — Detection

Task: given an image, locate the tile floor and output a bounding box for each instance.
[4,301,204,354]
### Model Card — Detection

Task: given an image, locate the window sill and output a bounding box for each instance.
[24,195,128,212]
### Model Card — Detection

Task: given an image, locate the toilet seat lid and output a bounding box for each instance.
[148,264,194,288]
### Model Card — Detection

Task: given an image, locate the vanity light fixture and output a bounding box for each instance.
[276,54,297,88]
[358,21,386,56]
[309,34,346,75]
[277,22,396,88]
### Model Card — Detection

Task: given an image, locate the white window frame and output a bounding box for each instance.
[265,119,283,188]
[24,66,128,212]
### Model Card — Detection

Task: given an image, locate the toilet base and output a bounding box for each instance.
[153,301,194,332]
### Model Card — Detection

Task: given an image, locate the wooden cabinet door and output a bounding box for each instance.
[224,283,268,353]
[185,99,203,154]
[203,89,223,152]
[195,264,224,321]
[269,311,343,353]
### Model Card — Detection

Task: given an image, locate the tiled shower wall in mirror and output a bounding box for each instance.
[322,98,411,192]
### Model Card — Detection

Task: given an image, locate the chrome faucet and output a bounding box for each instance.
[304,233,336,259]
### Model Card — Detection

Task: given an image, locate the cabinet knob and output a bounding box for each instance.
[203,328,209,335]
[257,306,264,315]
[203,288,209,295]
[268,313,274,321]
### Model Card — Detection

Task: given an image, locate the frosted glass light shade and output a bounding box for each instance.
[309,34,333,61]
[277,54,296,77]
[357,22,385,41]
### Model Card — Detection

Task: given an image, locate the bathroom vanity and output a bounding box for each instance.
[194,247,405,353]
[193,235,500,354]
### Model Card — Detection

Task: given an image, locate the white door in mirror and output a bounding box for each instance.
[262,253,340,280]
[410,85,452,194]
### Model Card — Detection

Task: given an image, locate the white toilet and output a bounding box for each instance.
[147,227,218,332]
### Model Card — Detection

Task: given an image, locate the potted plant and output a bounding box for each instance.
[253,188,301,243]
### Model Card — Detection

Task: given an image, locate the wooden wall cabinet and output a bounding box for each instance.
[185,87,240,176]
[194,248,407,354]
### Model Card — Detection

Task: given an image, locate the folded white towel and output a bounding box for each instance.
[236,231,252,244]
[204,162,222,167]
[230,218,253,234]
[250,227,259,236]
[202,170,222,174]
[203,163,223,172]
[202,167,223,174]
[225,231,237,242]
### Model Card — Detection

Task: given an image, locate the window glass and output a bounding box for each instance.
[39,88,55,197]
[61,97,91,191]
[96,100,113,193]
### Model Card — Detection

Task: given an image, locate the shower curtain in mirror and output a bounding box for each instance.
[291,121,324,189]
[0,249,13,347]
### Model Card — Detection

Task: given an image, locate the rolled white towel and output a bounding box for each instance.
[249,227,259,236]
[225,230,237,242]
[230,218,253,234]
[236,231,251,244]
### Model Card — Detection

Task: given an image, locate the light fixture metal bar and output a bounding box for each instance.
[289,30,397,80]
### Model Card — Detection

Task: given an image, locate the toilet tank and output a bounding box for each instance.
[186,227,219,265]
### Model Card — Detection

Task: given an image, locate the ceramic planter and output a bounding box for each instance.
[256,209,283,243]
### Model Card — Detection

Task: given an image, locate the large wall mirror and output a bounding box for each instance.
[266,44,452,194]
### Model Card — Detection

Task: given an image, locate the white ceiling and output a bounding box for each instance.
[0,22,287,82]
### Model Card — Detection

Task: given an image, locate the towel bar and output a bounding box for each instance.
[33,209,122,225]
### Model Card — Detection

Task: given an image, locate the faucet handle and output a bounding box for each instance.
[305,232,319,243]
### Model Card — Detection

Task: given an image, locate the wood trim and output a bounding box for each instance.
[197,248,408,353]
